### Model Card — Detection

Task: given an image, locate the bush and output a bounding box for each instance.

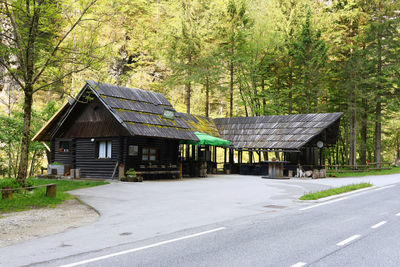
[126,168,136,178]
[0,177,34,188]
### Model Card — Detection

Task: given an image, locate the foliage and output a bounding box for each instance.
[1,0,400,176]
[50,162,64,166]
[126,168,136,178]
[0,0,104,184]
[330,167,400,178]
[0,178,108,213]
[300,183,373,200]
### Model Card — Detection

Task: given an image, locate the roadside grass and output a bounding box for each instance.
[300,183,373,200]
[329,166,400,178]
[0,178,108,213]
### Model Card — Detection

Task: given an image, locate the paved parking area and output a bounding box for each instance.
[1,174,399,266]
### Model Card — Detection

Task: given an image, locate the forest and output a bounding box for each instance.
[0,0,400,183]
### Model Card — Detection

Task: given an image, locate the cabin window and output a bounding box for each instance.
[59,141,70,152]
[128,145,138,156]
[142,147,158,161]
[98,141,112,159]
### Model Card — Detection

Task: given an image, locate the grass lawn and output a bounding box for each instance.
[300,182,373,200]
[0,178,108,213]
[329,166,400,178]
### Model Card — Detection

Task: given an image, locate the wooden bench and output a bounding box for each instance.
[136,170,180,175]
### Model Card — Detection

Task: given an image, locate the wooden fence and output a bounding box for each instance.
[1,184,57,200]
[325,162,392,173]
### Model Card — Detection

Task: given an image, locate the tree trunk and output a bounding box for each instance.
[348,21,357,167]
[349,97,357,166]
[29,149,37,177]
[360,97,368,165]
[17,89,33,185]
[229,58,234,117]
[288,57,293,114]
[186,52,192,114]
[374,13,383,169]
[185,81,191,114]
[205,75,209,117]
[374,96,382,167]
[261,75,266,115]
[238,83,248,117]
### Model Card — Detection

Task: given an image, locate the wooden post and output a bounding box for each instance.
[2,187,12,200]
[46,184,57,197]
[75,168,81,179]
[224,148,227,164]
[179,162,183,178]
[229,148,234,165]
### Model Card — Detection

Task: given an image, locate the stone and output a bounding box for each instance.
[305,170,313,177]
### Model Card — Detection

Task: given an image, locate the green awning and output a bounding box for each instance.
[180,132,231,146]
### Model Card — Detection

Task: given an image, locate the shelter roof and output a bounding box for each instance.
[213,113,342,150]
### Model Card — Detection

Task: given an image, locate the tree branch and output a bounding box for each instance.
[32,0,97,84]
[33,65,91,93]
[0,59,24,88]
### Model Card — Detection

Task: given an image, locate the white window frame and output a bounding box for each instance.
[98,141,112,159]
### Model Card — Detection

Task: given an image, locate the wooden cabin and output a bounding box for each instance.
[34,80,342,179]
[33,80,198,179]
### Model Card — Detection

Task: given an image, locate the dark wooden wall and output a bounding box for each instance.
[124,136,179,170]
[52,138,73,165]
[75,137,120,179]
[55,98,129,139]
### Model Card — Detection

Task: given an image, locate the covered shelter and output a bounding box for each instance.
[214,113,342,177]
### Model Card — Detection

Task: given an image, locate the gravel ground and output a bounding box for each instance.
[0,198,98,248]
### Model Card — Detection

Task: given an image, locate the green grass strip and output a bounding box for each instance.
[0,178,108,213]
[300,182,373,200]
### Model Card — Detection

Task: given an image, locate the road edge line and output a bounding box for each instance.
[59,227,226,267]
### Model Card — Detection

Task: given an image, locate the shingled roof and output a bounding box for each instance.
[214,113,342,150]
[86,81,198,141]
[33,81,198,141]
[176,113,221,137]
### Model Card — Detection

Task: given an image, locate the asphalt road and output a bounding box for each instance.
[45,183,400,267]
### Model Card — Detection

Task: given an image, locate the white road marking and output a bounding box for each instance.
[336,234,361,246]
[396,212,400,216]
[59,227,226,267]
[371,221,387,229]
[375,184,396,191]
[291,262,307,267]
[299,197,349,211]
[300,183,398,211]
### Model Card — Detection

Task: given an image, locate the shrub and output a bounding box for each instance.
[126,168,136,178]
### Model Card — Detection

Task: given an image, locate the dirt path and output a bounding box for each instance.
[0,198,98,248]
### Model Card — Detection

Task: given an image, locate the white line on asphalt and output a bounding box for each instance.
[371,221,387,229]
[396,212,400,216]
[299,197,349,211]
[291,262,307,267]
[59,227,226,267]
[375,185,396,191]
[336,234,361,246]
